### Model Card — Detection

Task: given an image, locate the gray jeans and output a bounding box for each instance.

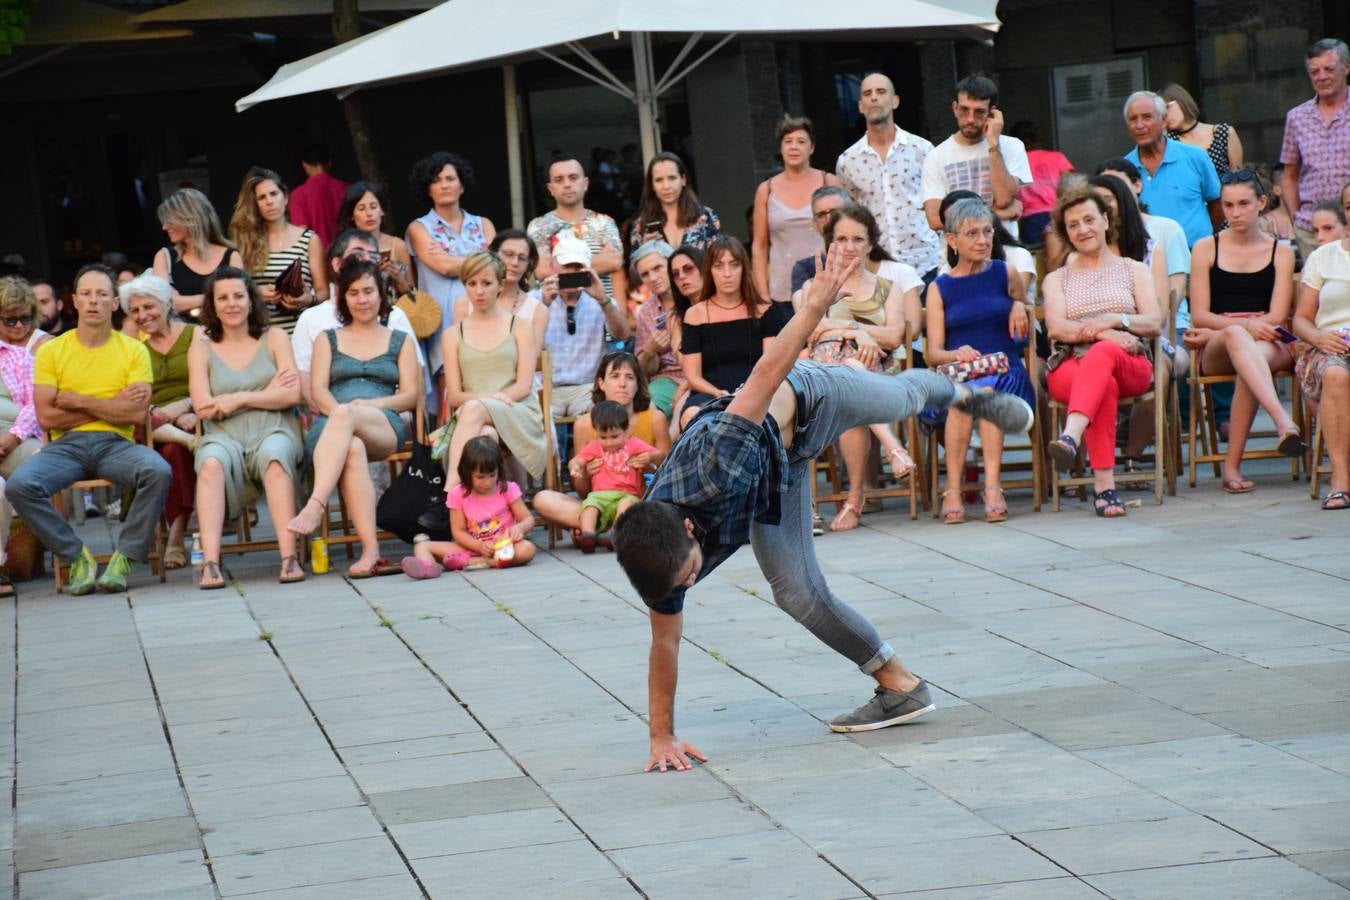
[749,362,957,674]
[7,431,172,562]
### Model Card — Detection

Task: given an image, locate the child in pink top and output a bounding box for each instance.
[401,436,536,578]
[569,401,659,553]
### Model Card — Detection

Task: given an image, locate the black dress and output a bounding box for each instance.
[680,302,792,408]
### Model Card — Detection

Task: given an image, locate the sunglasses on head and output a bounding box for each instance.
[0,314,34,327]
[1220,169,1262,187]
[565,305,577,335]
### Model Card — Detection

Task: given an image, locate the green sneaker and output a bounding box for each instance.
[66,546,99,596]
[97,551,135,593]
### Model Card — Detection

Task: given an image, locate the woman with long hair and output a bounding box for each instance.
[1160,82,1243,175]
[188,267,305,587]
[228,167,326,333]
[153,188,241,316]
[335,180,414,295]
[667,245,704,321]
[628,152,720,253]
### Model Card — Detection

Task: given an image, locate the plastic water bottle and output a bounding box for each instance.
[189,533,203,570]
[309,536,329,574]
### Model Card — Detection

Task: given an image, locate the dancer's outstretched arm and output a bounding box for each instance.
[726,244,857,426]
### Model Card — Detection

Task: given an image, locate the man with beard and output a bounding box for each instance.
[836,73,941,279]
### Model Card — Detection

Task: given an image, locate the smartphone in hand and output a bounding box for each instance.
[1274,325,1297,344]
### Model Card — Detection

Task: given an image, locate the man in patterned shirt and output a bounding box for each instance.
[1280,39,1350,261]
[613,247,1034,772]
[836,73,942,278]
[527,157,624,302]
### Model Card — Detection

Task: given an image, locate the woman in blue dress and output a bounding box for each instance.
[405,151,495,381]
[287,260,420,576]
[926,198,1034,524]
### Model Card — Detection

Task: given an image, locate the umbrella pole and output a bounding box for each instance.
[503,64,525,229]
[631,31,660,164]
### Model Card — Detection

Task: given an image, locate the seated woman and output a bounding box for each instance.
[1310,199,1348,248]
[1042,187,1163,517]
[286,260,419,575]
[632,241,685,418]
[926,198,1034,524]
[532,350,670,539]
[1292,224,1350,509]
[450,230,548,352]
[936,190,1038,300]
[442,251,546,491]
[798,204,920,531]
[189,268,305,588]
[1183,171,1302,493]
[122,272,197,569]
[678,236,792,431]
[0,278,45,598]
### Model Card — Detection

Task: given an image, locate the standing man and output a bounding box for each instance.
[612,246,1034,771]
[922,75,1033,239]
[542,235,631,420]
[527,157,624,302]
[1123,91,1221,248]
[7,264,171,594]
[836,73,941,279]
[288,143,348,251]
[1281,38,1350,261]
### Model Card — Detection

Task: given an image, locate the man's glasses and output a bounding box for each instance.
[0,314,34,327]
[566,305,576,335]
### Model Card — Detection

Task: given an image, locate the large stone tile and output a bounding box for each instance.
[831,833,1067,894]
[201,806,385,857]
[189,775,364,827]
[390,807,581,859]
[17,771,189,834]
[232,874,425,899]
[179,749,347,794]
[1295,851,1350,890]
[1085,856,1348,899]
[973,791,1191,833]
[411,838,622,897]
[18,849,211,899]
[212,835,408,896]
[18,741,176,788]
[1213,802,1350,854]
[1016,815,1273,875]
[347,748,519,794]
[876,878,1103,898]
[15,816,200,872]
[369,777,552,825]
[1201,700,1350,741]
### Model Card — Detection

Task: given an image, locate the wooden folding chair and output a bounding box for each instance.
[925,336,1044,518]
[1188,369,1304,488]
[1049,336,1168,509]
[51,415,167,592]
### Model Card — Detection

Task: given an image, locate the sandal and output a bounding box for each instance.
[163,544,188,569]
[1121,458,1150,492]
[1321,491,1350,510]
[1222,477,1255,495]
[278,555,306,584]
[831,500,863,532]
[1047,434,1079,472]
[1277,430,1307,459]
[198,560,226,591]
[887,446,915,480]
[983,486,1008,523]
[1093,488,1127,518]
[941,489,966,525]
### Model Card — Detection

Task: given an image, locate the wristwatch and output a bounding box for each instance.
[848,322,861,330]
[1119,313,1131,331]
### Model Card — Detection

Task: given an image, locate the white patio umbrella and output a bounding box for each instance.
[235,0,999,222]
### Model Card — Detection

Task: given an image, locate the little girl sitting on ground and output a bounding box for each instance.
[401,436,536,578]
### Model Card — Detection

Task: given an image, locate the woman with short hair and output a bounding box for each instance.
[752,115,841,303]
[228,167,326,333]
[628,152,720,253]
[189,268,305,588]
[153,187,242,316]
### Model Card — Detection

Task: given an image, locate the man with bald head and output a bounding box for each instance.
[836,73,941,278]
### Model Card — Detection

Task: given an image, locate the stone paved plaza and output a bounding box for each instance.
[2,463,1348,898]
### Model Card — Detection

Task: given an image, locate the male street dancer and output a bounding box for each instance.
[613,246,1034,772]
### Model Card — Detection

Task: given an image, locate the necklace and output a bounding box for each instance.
[708,297,742,311]
[1174,120,1199,136]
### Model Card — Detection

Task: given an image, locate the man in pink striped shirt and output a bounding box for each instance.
[1280,39,1350,260]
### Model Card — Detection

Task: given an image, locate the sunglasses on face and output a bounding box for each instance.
[566,305,577,335]
[0,314,34,327]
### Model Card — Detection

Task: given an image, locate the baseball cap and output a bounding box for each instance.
[552,233,592,267]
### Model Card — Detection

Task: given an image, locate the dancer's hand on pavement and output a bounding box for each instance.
[646,734,707,772]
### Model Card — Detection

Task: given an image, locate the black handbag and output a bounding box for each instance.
[376,441,450,542]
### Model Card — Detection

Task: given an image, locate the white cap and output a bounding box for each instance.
[552,233,592,267]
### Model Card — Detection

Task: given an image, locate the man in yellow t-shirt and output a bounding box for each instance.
[7,264,171,595]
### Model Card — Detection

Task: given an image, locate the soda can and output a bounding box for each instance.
[309,537,329,574]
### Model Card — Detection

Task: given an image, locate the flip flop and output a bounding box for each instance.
[198,560,227,591]
[349,557,401,579]
[887,446,915,480]
[1321,491,1350,510]
[278,556,306,584]
[831,501,863,532]
[1277,431,1306,458]
[1222,478,1255,494]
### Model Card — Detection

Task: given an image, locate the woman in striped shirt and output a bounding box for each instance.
[228,166,327,332]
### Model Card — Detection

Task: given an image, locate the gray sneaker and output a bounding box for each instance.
[956,387,1034,434]
[829,680,935,733]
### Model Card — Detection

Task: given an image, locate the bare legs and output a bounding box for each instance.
[1322,368,1350,499]
[196,458,299,586]
[445,399,499,489]
[940,410,1006,521]
[1203,327,1298,485]
[287,405,398,574]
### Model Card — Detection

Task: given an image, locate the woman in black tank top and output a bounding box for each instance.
[1183,171,1303,493]
[152,188,242,317]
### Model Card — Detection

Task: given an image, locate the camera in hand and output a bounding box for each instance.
[557,271,591,291]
